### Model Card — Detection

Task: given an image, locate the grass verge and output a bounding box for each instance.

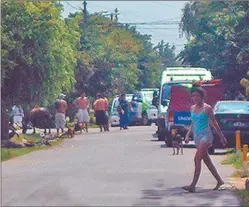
[221,152,243,171]
[1,133,64,162]
[222,151,249,206]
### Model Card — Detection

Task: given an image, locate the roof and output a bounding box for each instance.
[161,67,213,83]
[215,100,249,104]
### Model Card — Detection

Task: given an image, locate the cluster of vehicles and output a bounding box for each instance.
[110,89,159,127]
[156,67,249,154]
[110,66,249,154]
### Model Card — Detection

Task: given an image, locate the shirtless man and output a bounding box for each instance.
[73,92,90,132]
[55,94,68,136]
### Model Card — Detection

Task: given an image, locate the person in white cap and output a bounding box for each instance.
[11,105,24,128]
[54,93,68,136]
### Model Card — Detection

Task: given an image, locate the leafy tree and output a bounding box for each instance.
[178,0,249,94]
[1,1,79,139]
[240,71,249,98]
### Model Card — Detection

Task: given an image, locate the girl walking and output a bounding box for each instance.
[183,87,227,193]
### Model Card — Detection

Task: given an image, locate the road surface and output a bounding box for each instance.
[2,126,240,206]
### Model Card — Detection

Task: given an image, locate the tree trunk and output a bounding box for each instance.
[1,101,9,140]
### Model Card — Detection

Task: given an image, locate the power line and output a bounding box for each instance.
[120,21,180,25]
[135,27,179,29]
[65,1,82,11]
[151,1,178,9]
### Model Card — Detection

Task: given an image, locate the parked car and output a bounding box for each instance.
[131,90,158,126]
[209,100,249,154]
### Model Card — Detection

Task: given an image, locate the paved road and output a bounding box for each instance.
[2,126,240,206]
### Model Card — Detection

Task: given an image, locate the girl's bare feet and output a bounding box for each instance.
[182,185,196,193]
[213,180,225,190]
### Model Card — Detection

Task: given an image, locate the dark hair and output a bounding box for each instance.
[97,93,103,98]
[191,86,206,98]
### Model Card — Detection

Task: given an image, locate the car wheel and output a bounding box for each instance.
[208,146,215,155]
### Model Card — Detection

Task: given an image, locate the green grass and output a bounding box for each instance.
[221,152,243,170]
[67,110,102,129]
[1,133,64,162]
[222,151,249,206]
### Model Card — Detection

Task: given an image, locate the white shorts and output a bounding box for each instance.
[55,113,66,129]
[13,116,23,127]
[77,108,89,123]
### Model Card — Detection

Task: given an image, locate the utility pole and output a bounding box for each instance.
[83,1,87,24]
[114,8,119,22]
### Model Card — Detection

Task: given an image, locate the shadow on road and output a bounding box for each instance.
[159,144,234,156]
[132,180,236,206]
[150,139,162,142]
[160,144,196,149]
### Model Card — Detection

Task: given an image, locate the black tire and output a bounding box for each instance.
[142,113,149,126]
[208,147,215,155]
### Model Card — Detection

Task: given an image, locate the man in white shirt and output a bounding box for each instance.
[12,105,24,127]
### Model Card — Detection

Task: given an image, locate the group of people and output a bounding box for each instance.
[54,92,135,135]
[54,92,108,135]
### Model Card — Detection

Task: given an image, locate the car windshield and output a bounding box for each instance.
[132,93,142,101]
[161,82,192,104]
[142,91,154,104]
[215,102,249,113]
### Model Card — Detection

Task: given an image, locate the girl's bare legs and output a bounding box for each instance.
[183,141,209,192]
[203,153,224,190]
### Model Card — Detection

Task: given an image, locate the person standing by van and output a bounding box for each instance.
[11,105,24,128]
[117,93,132,130]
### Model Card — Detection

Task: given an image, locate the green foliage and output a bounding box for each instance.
[1,0,79,107]
[1,134,64,162]
[240,71,249,98]
[178,1,249,93]
[66,12,173,96]
[2,0,179,110]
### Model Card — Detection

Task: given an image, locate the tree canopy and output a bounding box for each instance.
[2,1,79,107]
[178,0,249,96]
[1,0,178,114]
